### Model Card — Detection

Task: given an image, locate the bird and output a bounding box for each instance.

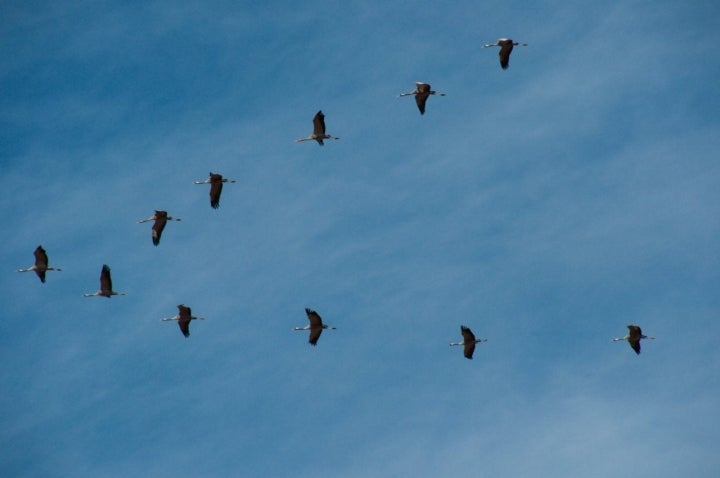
[17,245,62,283]
[83,264,126,298]
[398,82,445,115]
[612,325,655,355]
[161,304,205,337]
[449,325,487,359]
[293,308,335,345]
[137,210,181,246]
[194,172,236,209]
[483,38,527,69]
[295,110,339,145]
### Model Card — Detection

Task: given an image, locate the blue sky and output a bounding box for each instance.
[2,1,719,476]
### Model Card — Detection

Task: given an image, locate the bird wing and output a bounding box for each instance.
[313,111,326,136]
[415,92,429,114]
[305,308,323,327]
[415,82,430,93]
[464,342,476,359]
[178,318,191,337]
[34,246,48,266]
[629,339,641,355]
[461,326,476,359]
[308,326,322,346]
[209,175,224,209]
[177,305,191,337]
[499,42,513,69]
[627,325,642,340]
[152,215,167,246]
[33,246,48,282]
[100,265,113,292]
[461,325,476,342]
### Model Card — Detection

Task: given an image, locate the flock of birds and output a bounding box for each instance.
[15,39,655,356]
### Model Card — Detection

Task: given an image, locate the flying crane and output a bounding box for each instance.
[17,245,61,283]
[483,38,527,69]
[295,110,340,145]
[137,210,181,246]
[449,325,487,359]
[83,264,126,298]
[162,304,205,337]
[194,172,236,209]
[398,82,445,115]
[612,325,655,355]
[293,308,335,345]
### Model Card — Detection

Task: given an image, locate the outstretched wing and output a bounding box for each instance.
[313,111,326,136]
[499,41,514,69]
[414,84,431,115]
[305,308,323,327]
[100,265,113,293]
[34,246,48,266]
[178,319,191,337]
[461,326,476,359]
[308,327,323,346]
[415,93,429,114]
[152,212,168,246]
[34,246,48,282]
[627,325,642,340]
[177,305,192,337]
[464,342,476,359]
[209,174,224,209]
[313,111,326,145]
[305,308,323,345]
[461,325,476,342]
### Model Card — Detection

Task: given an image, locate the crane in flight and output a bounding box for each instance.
[449,325,487,359]
[294,308,335,345]
[483,38,527,69]
[612,325,654,355]
[17,245,61,283]
[399,82,445,115]
[295,110,340,145]
[137,210,181,246]
[83,265,126,298]
[194,172,236,209]
[162,304,205,337]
